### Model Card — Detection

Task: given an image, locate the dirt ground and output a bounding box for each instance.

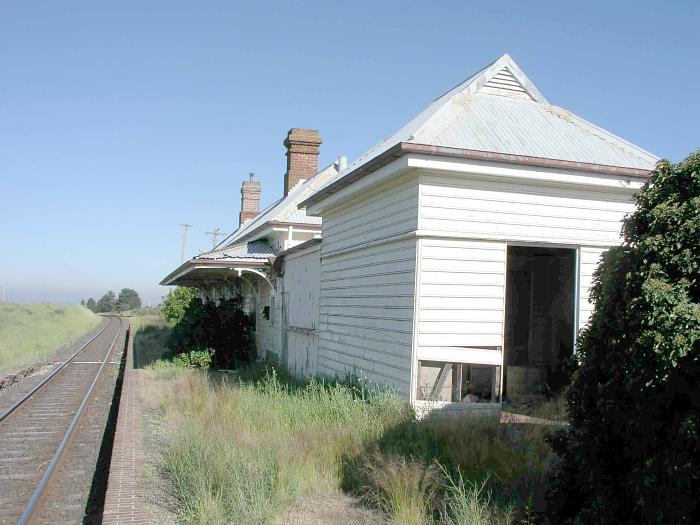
[271,492,387,525]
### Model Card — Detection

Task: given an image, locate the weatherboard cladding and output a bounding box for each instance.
[317,178,420,396]
[418,173,635,246]
[578,246,608,331]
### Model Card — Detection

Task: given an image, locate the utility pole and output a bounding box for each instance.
[204,227,226,249]
[179,223,193,263]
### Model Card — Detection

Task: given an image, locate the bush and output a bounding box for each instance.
[161,286,199,324]
[166,294,255,369]
[172,347,213,369]
[544,152,700,523]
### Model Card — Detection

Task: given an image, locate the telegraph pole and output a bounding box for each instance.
[204,227,226,249]
[179,223,193,263]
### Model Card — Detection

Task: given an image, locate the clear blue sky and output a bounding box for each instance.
[1,1,698,305]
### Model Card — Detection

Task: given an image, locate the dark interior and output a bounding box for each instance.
[504,246,576,397]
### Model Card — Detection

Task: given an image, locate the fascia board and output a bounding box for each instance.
[409,154,645,194]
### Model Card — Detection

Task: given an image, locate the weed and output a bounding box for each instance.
[360,452,440,525]
[440,468,513,525]
[147,365,556,524]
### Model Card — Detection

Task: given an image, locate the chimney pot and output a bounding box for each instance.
[283,128,322,196]
[336,155,347,174]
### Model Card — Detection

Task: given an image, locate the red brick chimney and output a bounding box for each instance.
[239,172,261,227]
[283,128,322,196]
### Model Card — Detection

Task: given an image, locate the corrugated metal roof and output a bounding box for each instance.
[424,94,656,168]
[198,239,276,260]
[315,54,657,196]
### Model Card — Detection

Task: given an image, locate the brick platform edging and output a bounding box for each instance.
[102,324,149,524]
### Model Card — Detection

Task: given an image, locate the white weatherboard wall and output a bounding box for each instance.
[283,243,321,378]
[318,177,419,396]
[419,174,634,246]
[256,278,282,362]
[578,246,608,330]
[416,238,506,362]
[415,172,636,373]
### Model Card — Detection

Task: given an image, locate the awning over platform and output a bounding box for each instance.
[160,240,276,286]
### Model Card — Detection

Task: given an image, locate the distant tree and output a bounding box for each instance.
[544,151,700,523]
[86,298,97,312]
[96,290,118,313]
[117,288,142,311]
[161,286,198,324]
[80,299,86,306]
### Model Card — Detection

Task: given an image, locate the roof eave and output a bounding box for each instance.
[300,142,654,210]
[219,221,321,251]
[160,258,269,286]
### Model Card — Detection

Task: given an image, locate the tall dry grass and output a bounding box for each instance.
[146,364,557,524]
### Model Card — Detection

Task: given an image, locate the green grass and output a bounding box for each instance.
[130,315,172,368]
[145,362,554,524]
[0,302,101,374]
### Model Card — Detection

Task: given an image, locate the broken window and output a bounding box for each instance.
[416,361,501,403]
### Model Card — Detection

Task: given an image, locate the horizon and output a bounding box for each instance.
[1,1,698,305]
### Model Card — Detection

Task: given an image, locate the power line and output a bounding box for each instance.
[179,223,193,263]
[204,227,227,250]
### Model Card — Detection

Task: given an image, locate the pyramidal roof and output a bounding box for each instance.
[324,54,657,191]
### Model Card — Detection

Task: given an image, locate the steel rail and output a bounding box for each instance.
[17,316,124,525]
[0,316,115,423]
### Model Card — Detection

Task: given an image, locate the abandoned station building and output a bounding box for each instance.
[161,55,657,412]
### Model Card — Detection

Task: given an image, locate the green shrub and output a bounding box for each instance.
[161,286,198,324]
[172,347,213,369]
[163,290,256,369]
[544,152,700,523]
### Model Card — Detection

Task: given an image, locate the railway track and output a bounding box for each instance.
[0,315,126,524]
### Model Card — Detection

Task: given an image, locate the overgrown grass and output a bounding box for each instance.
[130,315,172,368]
[503,395,569,423]
[0,302,101,374]
[146,364,555,524]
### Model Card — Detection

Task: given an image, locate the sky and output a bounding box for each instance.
[1,1,698,306]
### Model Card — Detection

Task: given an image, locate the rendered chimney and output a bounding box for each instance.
[283,128,322,196]
[239,172,261,227]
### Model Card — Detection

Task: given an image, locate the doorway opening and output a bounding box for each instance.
[504,246,576,400]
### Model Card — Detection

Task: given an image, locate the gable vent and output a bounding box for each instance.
[479,68,532,100]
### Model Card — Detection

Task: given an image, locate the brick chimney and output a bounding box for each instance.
[239,172,261,227]
[283,128,322,196]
